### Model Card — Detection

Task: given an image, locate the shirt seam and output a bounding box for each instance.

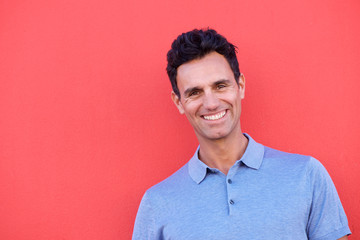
[310,225,350,240]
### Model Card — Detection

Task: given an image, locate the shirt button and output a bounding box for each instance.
[229,199,234,205]
[227,179,232,184]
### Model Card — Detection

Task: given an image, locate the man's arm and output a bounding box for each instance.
[307,158,351,239]
[133,192,154,239]
[132,191,163,240]
[338,236,348,240]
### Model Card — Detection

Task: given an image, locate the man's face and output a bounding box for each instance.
[172,51,245,141]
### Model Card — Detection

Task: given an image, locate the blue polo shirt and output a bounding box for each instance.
[132,134,351,240]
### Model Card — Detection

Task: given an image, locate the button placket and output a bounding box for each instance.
[227,177,235,209]
[227,161,243,215]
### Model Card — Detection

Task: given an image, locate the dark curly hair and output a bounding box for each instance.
[166,28,240,98]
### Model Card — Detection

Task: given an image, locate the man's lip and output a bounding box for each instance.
[201,110,227,120]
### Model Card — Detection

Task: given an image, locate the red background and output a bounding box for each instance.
[1,0,359,239]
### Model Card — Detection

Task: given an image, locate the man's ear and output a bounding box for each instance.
[239,74,245,99]
[171,91,185,114]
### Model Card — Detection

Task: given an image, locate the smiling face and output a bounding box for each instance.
[172,51,245,142]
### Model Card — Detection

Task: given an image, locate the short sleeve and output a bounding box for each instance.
[132,191,163,240]
[306,157,351,240]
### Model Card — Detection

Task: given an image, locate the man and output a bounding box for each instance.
[132,28,351,240]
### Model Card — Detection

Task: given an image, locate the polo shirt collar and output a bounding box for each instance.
[188,133,265,184]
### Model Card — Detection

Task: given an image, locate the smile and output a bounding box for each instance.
[202,110,226,120]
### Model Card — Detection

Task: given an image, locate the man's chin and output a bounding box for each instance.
[198,131,229,141]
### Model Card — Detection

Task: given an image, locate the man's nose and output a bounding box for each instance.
[203,91,220,110]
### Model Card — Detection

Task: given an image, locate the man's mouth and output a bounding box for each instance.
[202,110,226,120]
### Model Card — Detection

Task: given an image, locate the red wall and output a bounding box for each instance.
[1,0,359,239]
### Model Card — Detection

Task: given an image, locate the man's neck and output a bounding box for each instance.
[197,130,248,175]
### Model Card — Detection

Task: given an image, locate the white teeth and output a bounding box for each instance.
[203,111,226,120]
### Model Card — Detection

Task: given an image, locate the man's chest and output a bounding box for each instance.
[157,172,310,240]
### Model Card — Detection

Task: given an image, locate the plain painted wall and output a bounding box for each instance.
[0,0,359,239]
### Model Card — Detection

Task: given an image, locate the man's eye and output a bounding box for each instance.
[189,91,199,96]
[217,84,226,89]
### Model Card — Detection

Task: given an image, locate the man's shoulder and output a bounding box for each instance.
[263,145,308,160]
[262,145,325,173]
[144,162,193,200]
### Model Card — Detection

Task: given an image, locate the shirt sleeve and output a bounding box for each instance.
[132,191,164,240]
[306,157,351,240]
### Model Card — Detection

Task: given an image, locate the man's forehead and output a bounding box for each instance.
[178,52,229,72]
[177,52,234,89]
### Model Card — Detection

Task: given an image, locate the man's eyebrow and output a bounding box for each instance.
[213,79,231,85]
[183,79,232,96]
